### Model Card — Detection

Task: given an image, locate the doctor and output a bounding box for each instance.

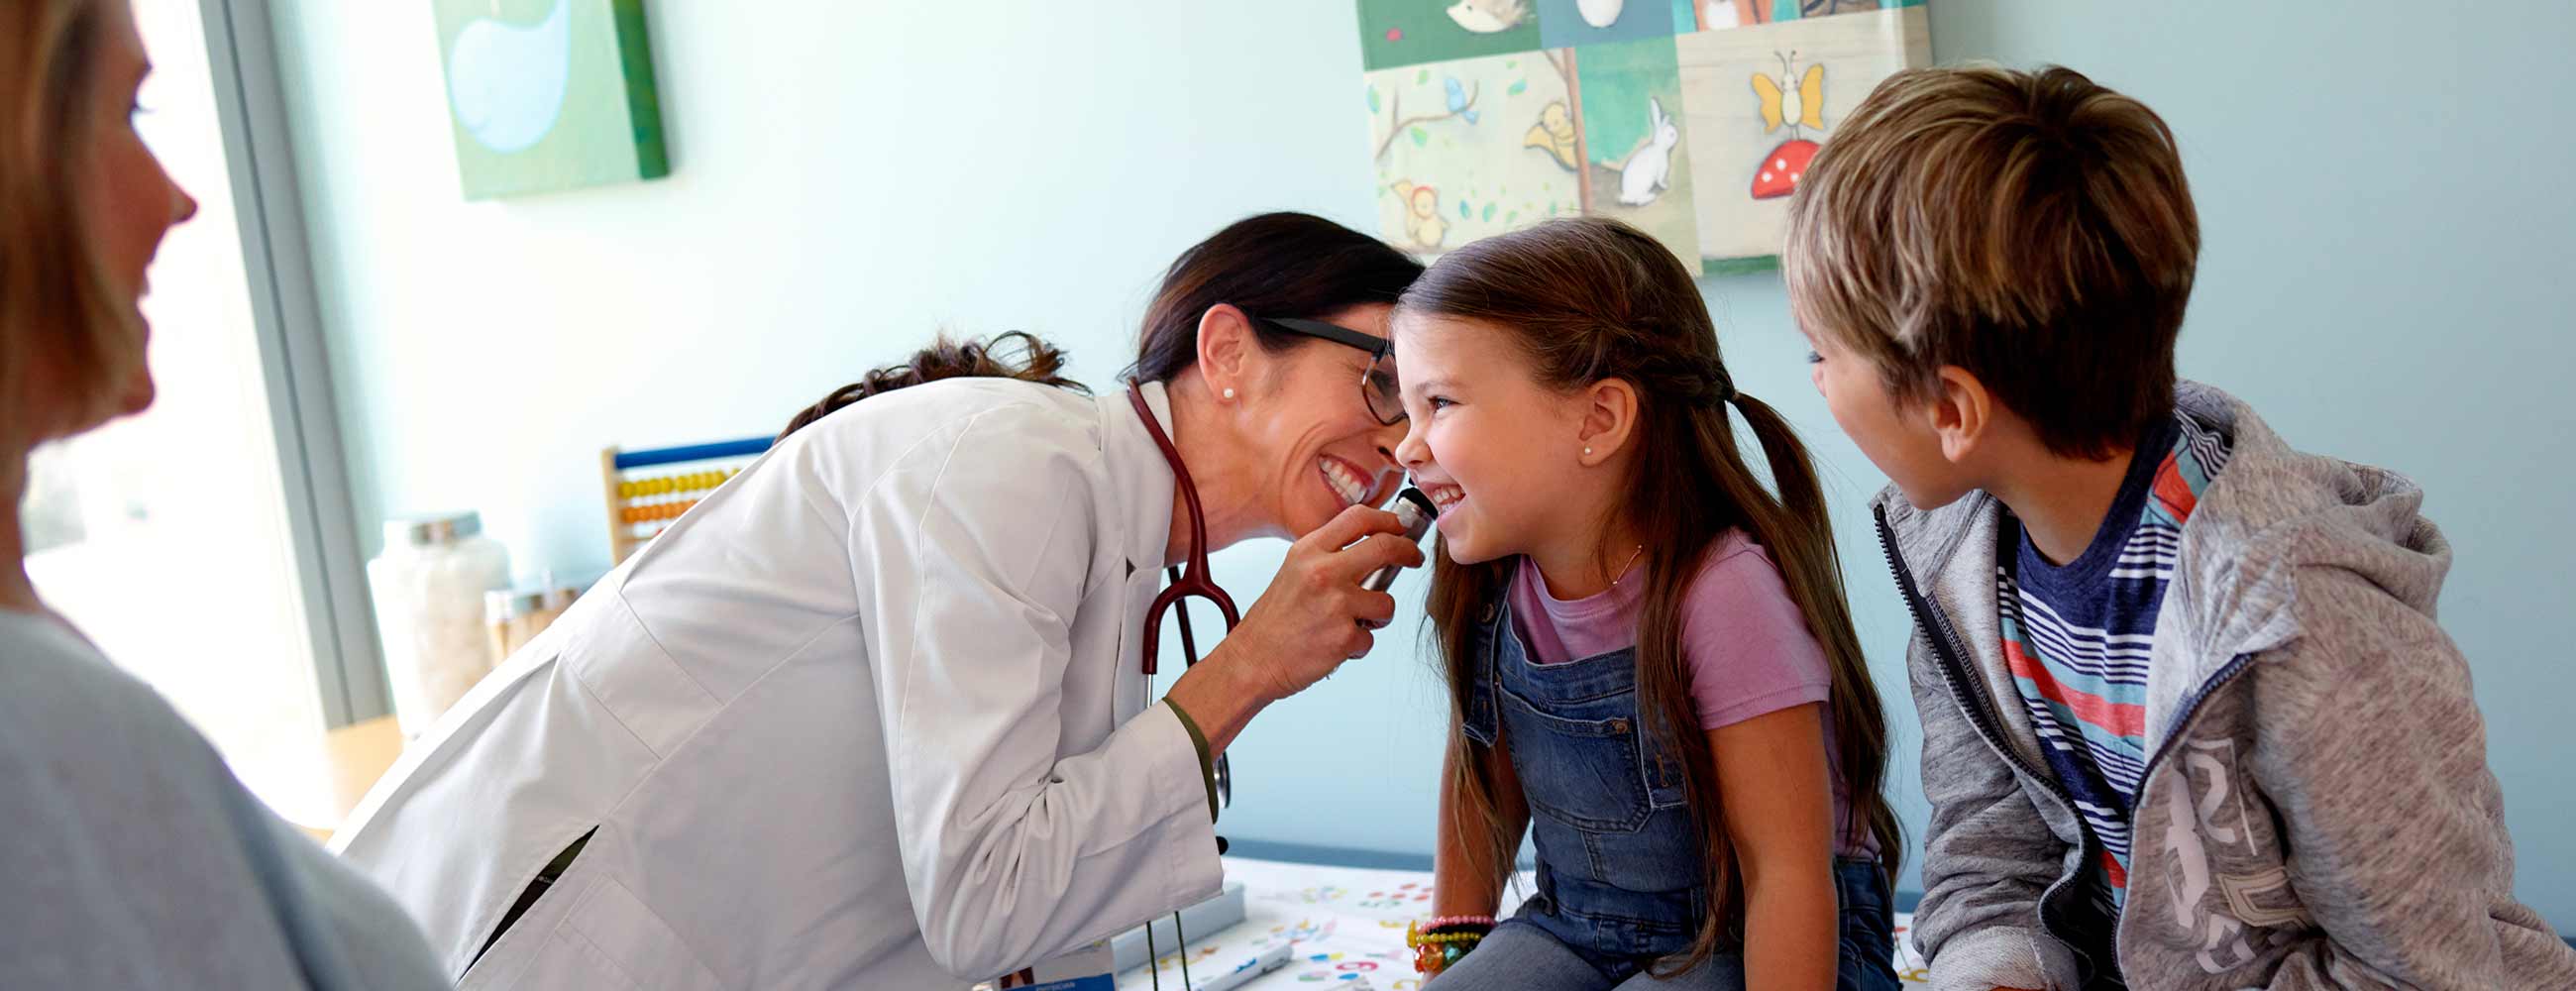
[333,212,1429,989]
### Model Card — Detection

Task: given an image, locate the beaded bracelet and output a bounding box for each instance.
[1427,915,1494,930]
[1406,920,1491,977]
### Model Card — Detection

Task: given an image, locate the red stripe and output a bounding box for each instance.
[2001,639,2147,736]
[2152,456,2197,521]
[2099,849,2129,890]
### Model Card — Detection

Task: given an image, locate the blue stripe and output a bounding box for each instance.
[612,436,772,469]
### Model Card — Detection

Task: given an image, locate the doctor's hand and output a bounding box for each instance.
[1164,504,1425,755]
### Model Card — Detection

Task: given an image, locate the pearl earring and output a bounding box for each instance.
[1223,387,1236,400]
[1583,446,1593,457]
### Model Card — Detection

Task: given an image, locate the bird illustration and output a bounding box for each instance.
[1752,52,1825,137]
[1522,100,1578,171]
[446,0,572,154]
[1446,0,1531,34]
[1576,0,1626,28]
[1444,77,1479,125]
[1391,180,1449,249]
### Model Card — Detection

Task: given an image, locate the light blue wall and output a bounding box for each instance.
[271,1,2573,930]
[1913,0,2576,929]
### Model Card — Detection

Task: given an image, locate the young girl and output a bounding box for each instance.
[1393,219,1901,990]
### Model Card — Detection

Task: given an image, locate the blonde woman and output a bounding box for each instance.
[0,1,445,986]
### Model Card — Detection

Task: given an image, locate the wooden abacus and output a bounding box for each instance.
[599,437,771,564]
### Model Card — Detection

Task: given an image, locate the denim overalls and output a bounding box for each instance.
[1455,565,1900,988]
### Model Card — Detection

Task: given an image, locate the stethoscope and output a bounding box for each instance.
[1126,384,1231,991]
[1116,384,1432,989]
[1127,385,1237,811]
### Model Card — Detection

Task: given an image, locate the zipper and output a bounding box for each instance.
[1873,504,2098,987]
[2109,651,2257,969]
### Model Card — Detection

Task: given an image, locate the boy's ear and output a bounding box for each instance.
[1927,366,1992,465]
[1574,378,1640,467]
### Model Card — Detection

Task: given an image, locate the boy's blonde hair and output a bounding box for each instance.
[1,0,133,450]
[1785,64,2200,458]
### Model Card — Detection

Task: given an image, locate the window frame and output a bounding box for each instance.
[197,0,385,727]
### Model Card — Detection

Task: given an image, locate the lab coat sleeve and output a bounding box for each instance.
[849,405,1224,980]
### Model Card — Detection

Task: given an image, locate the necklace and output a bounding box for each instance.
[1606,544,1646,589]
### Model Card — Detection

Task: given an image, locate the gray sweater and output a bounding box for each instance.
[0,610,449,989]
[1878,383,2575,990]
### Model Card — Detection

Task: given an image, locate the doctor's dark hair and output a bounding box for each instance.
[777,331,1087,440]
[1122,212,1422,385]
[1402,219,1900,977]
[778,214,1414,440]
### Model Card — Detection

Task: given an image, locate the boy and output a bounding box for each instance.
[1783,64,2576,989]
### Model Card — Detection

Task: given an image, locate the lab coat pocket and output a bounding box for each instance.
[488,878,723,991]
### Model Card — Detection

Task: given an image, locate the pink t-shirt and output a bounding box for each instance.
[1507,530,1876,857]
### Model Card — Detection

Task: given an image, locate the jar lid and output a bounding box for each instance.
[386,511,482,548]
[485,588,549,621]
[488,582,578,621]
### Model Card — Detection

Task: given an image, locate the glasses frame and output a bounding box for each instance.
[1253,315,1406,426]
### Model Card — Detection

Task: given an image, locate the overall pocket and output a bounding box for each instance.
[1505,695,1655,833]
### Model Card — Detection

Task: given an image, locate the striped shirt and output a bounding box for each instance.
[1997,411,2230,915]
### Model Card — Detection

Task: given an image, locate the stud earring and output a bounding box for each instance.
[1583,446,1593,457]
[1223,387,1236,400]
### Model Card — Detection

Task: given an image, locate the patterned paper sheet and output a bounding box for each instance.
[1118,857,1930,990]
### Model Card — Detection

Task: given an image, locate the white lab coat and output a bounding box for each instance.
[333,379,1225,989]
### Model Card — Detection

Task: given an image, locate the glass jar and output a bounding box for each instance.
[369,511,510,736]
[486,578,577,665]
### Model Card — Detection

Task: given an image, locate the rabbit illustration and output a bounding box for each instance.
[1616,97,1678,206]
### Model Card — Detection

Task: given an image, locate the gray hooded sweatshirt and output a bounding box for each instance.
[1876,382,2574,990]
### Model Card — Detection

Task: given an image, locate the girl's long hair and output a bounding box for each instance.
[1406,218,1900,974]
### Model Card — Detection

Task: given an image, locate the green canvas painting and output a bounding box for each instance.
[1357,0,1545,70]
[434,0,669,200]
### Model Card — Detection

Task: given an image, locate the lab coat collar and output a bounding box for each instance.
[1101,381,1178,579]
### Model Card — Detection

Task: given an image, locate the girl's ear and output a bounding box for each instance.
[1573,379,1640,467]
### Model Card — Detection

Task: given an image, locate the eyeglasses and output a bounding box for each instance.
[1254,316,1406,426]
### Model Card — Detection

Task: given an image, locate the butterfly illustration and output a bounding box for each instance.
[1752,51,1824,137]
[1749,53,1825,200]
